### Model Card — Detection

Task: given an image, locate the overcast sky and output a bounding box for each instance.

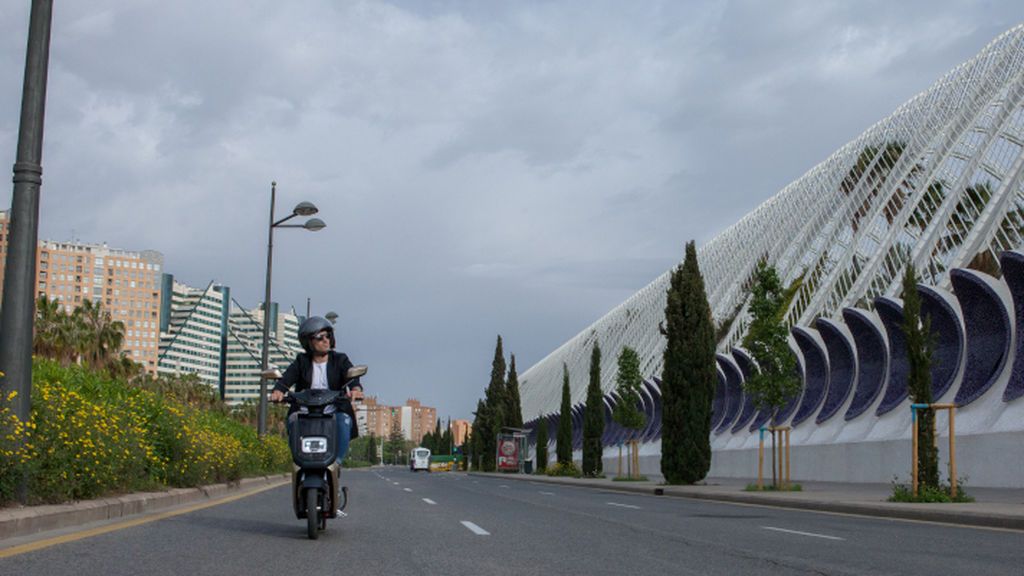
[0,1,1020,420]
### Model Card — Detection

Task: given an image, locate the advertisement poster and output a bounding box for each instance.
[497,436,519,471]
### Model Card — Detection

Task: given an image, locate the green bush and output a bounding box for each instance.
[888,477,973,503]
[0,359,291,505]
[545,461,582,478]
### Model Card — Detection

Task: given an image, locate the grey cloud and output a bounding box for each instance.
[0,0,1020,420]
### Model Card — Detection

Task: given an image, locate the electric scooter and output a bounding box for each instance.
[266,365,367,539]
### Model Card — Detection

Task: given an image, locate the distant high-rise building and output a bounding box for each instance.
[223,301,302,404]
[157,276,230,393]
[0,212,164,372]
[356,396,436,445]
[451,419,471,446]
[156,275,302,404]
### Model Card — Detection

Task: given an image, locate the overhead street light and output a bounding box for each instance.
[258,181,326,437]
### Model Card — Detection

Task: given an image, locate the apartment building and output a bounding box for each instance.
[0,212,164,372]
[356,396,436,445]
[451,419,471,446]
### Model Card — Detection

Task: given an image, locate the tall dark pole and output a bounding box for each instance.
[0,0,54,504]
[258,181,277,437]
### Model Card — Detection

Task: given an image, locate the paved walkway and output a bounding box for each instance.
[468,472,1024,530]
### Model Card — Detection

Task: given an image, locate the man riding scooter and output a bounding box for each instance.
[270,316,364,538]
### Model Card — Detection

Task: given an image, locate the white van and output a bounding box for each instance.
[410,447,431,472]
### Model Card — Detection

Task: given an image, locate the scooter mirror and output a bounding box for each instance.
[261,369,283,380]
[346,365,368,379]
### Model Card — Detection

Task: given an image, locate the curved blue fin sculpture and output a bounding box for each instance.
[918,285,964,402]
[816,318,857,423]
[1000,251,1024,402]
[867,297,905,418]
[715,354,744,434]
[774,343,805,424]
[711,367,727,431]
[951,268,1011,406]
[571,404,584,450]
[791,327,829,426]
[730,348,760,433]
[601,396,618,446]
[643,377,659,438]
[841,308,890,417]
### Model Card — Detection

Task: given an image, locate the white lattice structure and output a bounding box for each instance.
[519,25,1024,486]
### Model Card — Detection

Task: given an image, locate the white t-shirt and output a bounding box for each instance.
[312,361,329,390]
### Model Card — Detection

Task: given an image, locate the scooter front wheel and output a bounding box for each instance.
[306,488,319,540]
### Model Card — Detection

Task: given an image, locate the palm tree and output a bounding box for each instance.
[73,299,125,370]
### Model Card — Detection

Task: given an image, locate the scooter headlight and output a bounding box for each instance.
[301,436,328,454]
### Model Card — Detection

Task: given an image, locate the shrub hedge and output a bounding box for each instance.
[0,360,291,505]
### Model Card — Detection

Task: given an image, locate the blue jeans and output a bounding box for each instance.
[287,412,352,463]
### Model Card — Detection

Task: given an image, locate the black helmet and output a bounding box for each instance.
[298,316,335,353]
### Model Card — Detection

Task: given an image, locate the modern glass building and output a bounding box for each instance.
[157,274,302,405]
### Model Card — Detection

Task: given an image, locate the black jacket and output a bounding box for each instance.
[273,351,362,439]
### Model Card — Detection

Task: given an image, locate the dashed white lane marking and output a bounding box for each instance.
[606,502,641,510]
[461,521,490,536]
[423,498,437,505]
[404,488,413,492]
[499,485,509,489]
[393,482,400,486]
[539,491,556,496]
[761,526,844,541]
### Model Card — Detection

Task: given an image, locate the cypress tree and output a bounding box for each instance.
[470,399,486,470]
[556,363,573,465]
[903,265,939,489]
[433,419,443,453]
[506,354,524,429]
[440,419,453,456]
[582,340,604,477]
[535,416,549,473]
[660,241,716,484]
[481,335,507,471]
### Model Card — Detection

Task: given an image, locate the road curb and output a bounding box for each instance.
[0,474,289,542]
[467,473,1024,530]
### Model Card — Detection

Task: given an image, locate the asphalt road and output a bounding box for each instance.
[1,467,1020,575]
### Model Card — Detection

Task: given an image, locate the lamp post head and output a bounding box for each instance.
[303,218,326,231]
[293,201,319,217]
[325,311,339,324]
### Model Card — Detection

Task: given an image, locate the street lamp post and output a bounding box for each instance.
[258,181,325,437]
[0,0,54,504]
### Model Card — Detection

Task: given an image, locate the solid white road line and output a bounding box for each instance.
[423,498,437,505]
[761,526,844,541]
[404,488,413,492]
[606,502,641,510]
[461,521,490,536]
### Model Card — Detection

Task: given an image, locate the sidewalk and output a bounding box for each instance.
[0,474,289,542]
[468,472,1024,530]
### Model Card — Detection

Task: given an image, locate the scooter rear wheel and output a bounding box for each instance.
[306,488,319,540]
